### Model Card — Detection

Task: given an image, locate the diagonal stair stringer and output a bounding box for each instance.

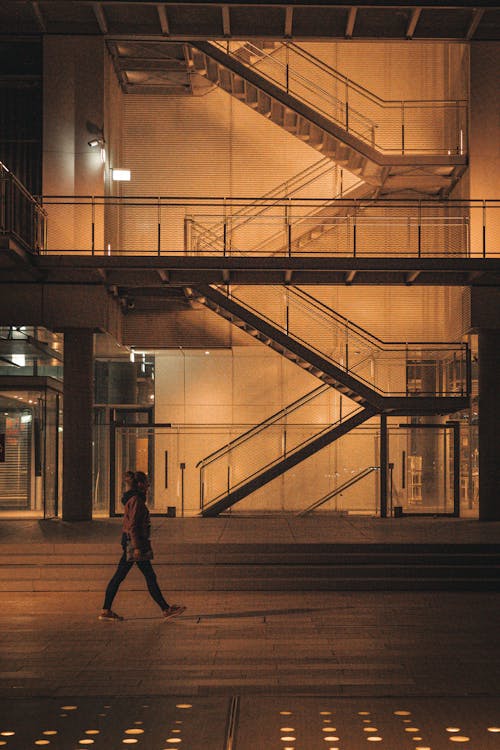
[201,405,378,516]
[190,283,386,410]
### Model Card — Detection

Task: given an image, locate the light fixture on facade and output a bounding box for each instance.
[111,168,131,181]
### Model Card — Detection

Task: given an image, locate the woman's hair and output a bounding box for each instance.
[124,470,135,481]
[134,471,149,489]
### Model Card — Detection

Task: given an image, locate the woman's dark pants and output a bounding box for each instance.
[103,550,169,611]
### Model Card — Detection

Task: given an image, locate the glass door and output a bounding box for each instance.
[110,407,154,515]
[388,422,459,516]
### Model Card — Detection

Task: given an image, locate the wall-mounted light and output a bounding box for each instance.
[88,137,106,163]
[112,168,131,181]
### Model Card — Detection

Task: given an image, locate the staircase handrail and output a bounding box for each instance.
[242,178,367,255]
[201,405,367,510]
[192,157,338,251]
[196,383,330,469]
[289,286,469,351]
[211,40,376,137]
[298,465,380,516]
[219,285,469,395]
[287,42,468,109]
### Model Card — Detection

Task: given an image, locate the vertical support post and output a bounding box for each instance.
[180,461,186,517]
[417,200,422,258]
[353,202,357,257]
[452,422,460,516]
[91,196,95,254]
[157,197,161,255]
[380,414,388,518]
[345,77,349,131]
[401,102,405,154]
[482,200,486,258]
[62,328,94,521]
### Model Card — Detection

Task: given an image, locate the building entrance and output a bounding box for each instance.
[0,382,61,518]
[387,422,459,516]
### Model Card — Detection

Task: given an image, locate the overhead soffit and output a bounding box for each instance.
[0,1,498,41]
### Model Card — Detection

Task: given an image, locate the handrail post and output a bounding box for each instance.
[417,199,422,258]
[157,196,161,255]
[286,199,292,257]
[345,76,349,132]
[401,102,405,155]
[482,200,486,258]
[199,469,204,510]
[285,42,289,93]
[223,197,229,256]
[91,195,95,255]
[353,201,357,257]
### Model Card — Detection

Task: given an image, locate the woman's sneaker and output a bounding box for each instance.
[99,610,124,621]
[162,604,186,620]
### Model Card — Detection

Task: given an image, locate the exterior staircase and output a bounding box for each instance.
[186,41,467,195]
[186,284,469,515]
[187,284,469,415]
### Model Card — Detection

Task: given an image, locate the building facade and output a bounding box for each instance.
[0,1,499,521]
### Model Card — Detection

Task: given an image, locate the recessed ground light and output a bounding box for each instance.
[359,712,371,716]
[281,727,295,731]
[42,732,58,736]
[281,737,296,742]
[405,728,420,732]
[122,742,138,746]
[323,737,339,742]
[488,727,500,732]
[125,729,144,734]
[34,742,50,746]
[0,742,6,746]
[60,706,78,710]
[78,741,94,746]
[280,712,293,715]
[415,747,432,750]
[364,728,378,732]
[366,738,383,742]
[412,738,423,741]
[165,741,182,745]
[320,712,332,716]
[134,722,143,725]
[171,729,181,733]
[0,733,15,737]
[175,704,192,709]
[85,731,100,735]
[446,728,461,733]
[322,727,337,731]
[449,738,470,743]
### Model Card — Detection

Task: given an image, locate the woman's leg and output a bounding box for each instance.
[136,560,169,610]
[102,551,134,610]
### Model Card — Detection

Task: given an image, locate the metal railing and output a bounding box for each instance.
[203,40,468,156]
[215,284,470,397]
[298,465,380,516]
[199,399,365,512]
[0,162,46,252]
[36,196,500,258]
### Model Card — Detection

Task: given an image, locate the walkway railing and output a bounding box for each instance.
[37,196,500,258]
[206,40,468,156]
[0,162,46,252]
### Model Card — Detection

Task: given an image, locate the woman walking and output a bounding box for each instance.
[99,471,185,621]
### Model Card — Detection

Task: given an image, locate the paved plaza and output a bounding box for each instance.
[0,517,499,748]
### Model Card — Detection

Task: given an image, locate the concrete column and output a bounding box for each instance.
[478,329,500,521]
[63,329,94,521]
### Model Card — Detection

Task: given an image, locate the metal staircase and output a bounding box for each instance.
[186,41,467,195]
[188,284,469,515]
[199,404,376,517]
[186,284,470,414]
